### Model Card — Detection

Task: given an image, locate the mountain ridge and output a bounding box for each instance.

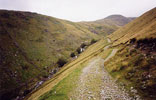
[79,14,136,36]
[95,14,137,26]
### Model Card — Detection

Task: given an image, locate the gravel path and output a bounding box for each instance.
[71,48,141,100]
[100,49,132,100]
[71,58,102,100]
[100,68,132,100]
[71,38,141,100]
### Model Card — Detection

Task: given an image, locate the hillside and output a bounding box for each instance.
[80,15,136,36]
[25,8,156,100]
[109,7,156,45]
[96,15,136,26]
[105,7,156,100]
[0,10,99,100]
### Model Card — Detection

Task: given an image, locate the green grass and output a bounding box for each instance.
[39,61,87,100]
[104,45,156,99]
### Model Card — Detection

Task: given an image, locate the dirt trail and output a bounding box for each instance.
[71,57,102,100]
[71,48,139,100]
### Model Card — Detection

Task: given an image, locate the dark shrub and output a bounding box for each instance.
[1,92,12,100]
[53,69,57,74]
[137,38,150,45]
[43,75,48,78]
[80,43,87,48]
[130,38,136,44]
[136,38,156,50]
[77,47,81,54]
[22,65,29,70]
[57,58,67,67]
[70,52,75,57]
[90,39,97,44]
[142,38,148,44]
[23,89,31,96]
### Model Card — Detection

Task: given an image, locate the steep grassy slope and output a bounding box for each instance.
[105,44,156,100]
[0,10,99,100]
[109,7,156,45]
[104,8,156,100]
[80,15,136,36]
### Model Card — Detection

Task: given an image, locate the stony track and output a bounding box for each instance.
[100,49,132,100]
[71,48,141,100]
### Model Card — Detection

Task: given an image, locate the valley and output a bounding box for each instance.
[0,7,156,100]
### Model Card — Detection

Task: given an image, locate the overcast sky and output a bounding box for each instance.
[0,0,155,22]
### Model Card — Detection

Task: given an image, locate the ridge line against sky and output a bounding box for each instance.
[0,0,156,22]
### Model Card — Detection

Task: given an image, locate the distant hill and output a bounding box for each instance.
[127,17,136,21]
[80,15,136,36]
[109,7,156,45]
[96,15,136,26]
[0,10,98,100]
